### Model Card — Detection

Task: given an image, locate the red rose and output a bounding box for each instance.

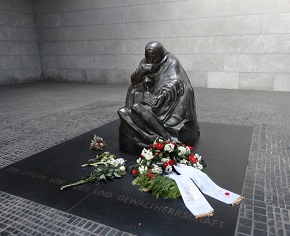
[166,140,171,144]
[168,160,175,166]
[132,169,137,176]
[155,142,163,150]
[146,172,154,179]
[162,162,168,168]
[189,154,196,163]
[188,146,193,151]
[149,144,153,149]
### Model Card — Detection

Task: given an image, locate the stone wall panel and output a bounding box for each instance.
[208,72,239,89]
[2,0,287,90]
[239,73,274,90]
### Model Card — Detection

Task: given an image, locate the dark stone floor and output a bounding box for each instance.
[0,119,252,236]
[1,81,290,235]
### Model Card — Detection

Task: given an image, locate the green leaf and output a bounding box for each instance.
[118,170,126,176]
[113,172,121,178]
[99,174,106,181]
[147,160,152,167]
[127,166,133,172]
[132,173,181,199]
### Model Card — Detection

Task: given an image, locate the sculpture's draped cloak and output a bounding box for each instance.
[118,52,199,155]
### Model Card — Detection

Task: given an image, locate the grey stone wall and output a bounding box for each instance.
[33,0,290,91]
[0,0,41,85]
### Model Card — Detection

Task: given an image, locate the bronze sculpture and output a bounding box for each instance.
[118,41,200,154]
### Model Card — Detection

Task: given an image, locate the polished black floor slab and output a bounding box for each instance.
[0,120,253,236]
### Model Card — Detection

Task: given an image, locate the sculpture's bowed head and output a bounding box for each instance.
[145,41,167,66]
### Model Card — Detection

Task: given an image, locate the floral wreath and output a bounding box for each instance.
[128,138,206,199]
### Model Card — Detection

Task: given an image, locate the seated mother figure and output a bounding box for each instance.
[118,41,200,155]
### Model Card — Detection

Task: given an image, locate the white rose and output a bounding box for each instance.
[164,143,174,153]
[178,146,187,156]
[110,160,118,167]
[138,166,145,174]
[180,159,187,164]
[119,166,125,172]
[116,158,125,166]
[161,158,170,163]
[195,154,201,162]
[151,164,163,174]
[141,148,154,160]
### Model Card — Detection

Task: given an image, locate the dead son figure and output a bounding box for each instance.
[118,41,200,155]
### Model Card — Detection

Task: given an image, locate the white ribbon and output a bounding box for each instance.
[167,172,214,218]
[174,164,243,206]
[167,164,243,218]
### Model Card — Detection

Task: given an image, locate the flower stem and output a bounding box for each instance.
[81,162,108,167]
[60,179,88,190]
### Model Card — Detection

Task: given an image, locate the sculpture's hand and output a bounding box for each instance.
[153,93,166,108]
[142,91,166,108]
[141,64,159,74]
[131,61,150,85]
[141,63,153,73]
[142,96,156,107]
[149,64,159,73]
